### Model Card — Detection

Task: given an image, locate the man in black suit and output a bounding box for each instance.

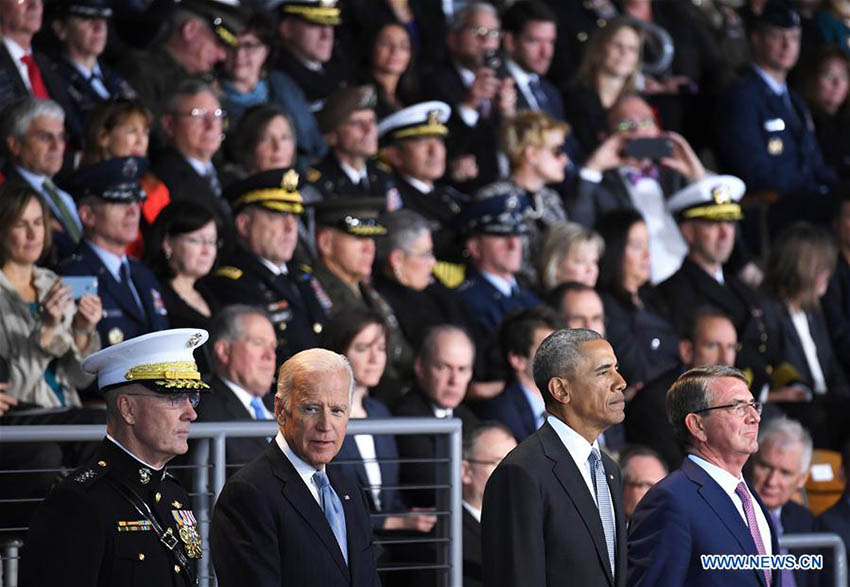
[481,328,628,587]
[0,0,75,138]
[747,415,820,587]
[461,422,516,587]
[197,306,278,473]
[568,94,706,283]
[420,2,513,192]
[210,348,381,587]
[153,79,232,247]
[393,325,480,508]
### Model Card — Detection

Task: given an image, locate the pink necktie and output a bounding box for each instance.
[735,482,770,586]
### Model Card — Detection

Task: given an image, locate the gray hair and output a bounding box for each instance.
[163,78,218,115]
[1,97,65,141]
[449,2,499,32]
[208,304,272,372]
[275,348,355,417]
[539,221,605,290]
[757,416,813,473]
[375,209,432,267]
[532,328,603,408]
[462,421,514,460]
[666,365,749,449]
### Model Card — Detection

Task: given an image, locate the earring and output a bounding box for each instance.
[165,250,172,260]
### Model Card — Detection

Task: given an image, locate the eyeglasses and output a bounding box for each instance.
[124,392,200,409]
[614,118,656,133]
[692,400,762,417]
[464,25,501,40]
[404,247,435,260]
[173,108,226,124]
[547,143,567,157]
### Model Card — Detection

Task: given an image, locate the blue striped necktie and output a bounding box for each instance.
[313,470,348,564]
[588,447,616,577]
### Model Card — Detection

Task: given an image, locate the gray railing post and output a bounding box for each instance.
[780,532,847,587]
[448,420,463,587]
[192,438,211,587]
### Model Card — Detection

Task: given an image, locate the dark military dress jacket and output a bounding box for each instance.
[273,48,350,111]
[19,438,199,587]
[200,245,327,364]
[658,258,784,394]
[60,240,170,347]
[307,152,400,207]
[394,175,468,264]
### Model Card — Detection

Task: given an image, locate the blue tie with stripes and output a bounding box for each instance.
[589,447,616,577]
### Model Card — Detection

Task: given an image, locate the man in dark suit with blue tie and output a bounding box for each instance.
[481,328,628,587]
[210,348,381,587]
[713,1,837,237]
[627,365,781,586]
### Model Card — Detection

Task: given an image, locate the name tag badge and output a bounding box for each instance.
[764,118,785,132]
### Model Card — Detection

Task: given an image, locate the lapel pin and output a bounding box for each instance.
[344,495,350,500]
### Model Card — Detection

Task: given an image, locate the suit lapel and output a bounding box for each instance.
[265,444,350,580]
[682,459,769,586]
[539,423,614,586]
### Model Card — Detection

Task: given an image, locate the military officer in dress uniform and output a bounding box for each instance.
[312,196,413,392]
[308,84,400,208]
[274,0,350,111]
[378,100,470,288]
[19,328,210,587]
[659,175,788,402]
[457,192,542,393]
[60,156,170,349]
[49,1,137,143]
[199,168,328,366]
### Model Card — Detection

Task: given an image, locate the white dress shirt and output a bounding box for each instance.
[506,59,540,111]
[547,415,612,508]
[688,454,773,556]
[222,377,273,420]
[353,434,383,510]
[462,501,481,523]
[276,432,323,506]
[3,36,32,91]
[788,308,827,394]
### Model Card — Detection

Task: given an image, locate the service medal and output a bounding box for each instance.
[172,509,202,559]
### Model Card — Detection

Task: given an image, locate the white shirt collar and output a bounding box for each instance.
[479,270,516,298]
[403,175,433,194]
[259,256,288,276]
[275,431,323,505]
[221,376,270,420]
[184,155,212,177]
[15,165,47,188]
[106,433,163,471]
[462,500,481,523]
[87,239,127,282]
[455,62,475,88]
[547,414,599,470]
[519,383,546,428]
[688,453,745,495]
[3,36,27,61]
[506,58,533,87]
[339,161,367,185]
[752,64,786,96]
[69,58,102,80]
[431,402,453,418]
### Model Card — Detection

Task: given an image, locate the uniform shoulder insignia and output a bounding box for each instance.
[305,167,321,183]
[298,263,314,274]
[456,280,473,292]
[215,266,243,280]
[71,464,107,487]
[375,160,392,173]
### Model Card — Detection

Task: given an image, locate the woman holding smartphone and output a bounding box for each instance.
[0,184,102,408]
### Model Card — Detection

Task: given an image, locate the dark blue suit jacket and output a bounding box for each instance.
[60,240,169,346]
[627,457,781,586]
[331,396,402,525]
[211,442,381,587]
[473,380,538,443]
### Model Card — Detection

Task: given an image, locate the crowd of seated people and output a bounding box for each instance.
[8,0,850,583]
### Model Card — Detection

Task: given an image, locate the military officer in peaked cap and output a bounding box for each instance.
[19,328,210,586]
[60,156,170,350]
[379,100,470,288]
[456,191,542,389]
[200,168,328,367]
[659,175,787,401]
[308,84,400,208]
[312,196,414,391]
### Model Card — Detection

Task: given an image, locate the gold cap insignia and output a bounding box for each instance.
[108,327,124,345]
[139,468,151,484]
[711,185,731,205]
[186,332,204,349]
[282,169,299,193]
[427,110,440,126]
[768,137,783,155]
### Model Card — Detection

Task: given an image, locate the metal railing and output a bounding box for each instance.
[0,418,463,587]
[780,533,847,587]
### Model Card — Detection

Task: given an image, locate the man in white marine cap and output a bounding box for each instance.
[19,328,209,587]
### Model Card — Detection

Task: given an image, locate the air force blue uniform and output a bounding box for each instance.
[60,241,169,346]
[713,68,837,232]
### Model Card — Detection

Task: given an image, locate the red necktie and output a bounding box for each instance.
[20,54,49,99]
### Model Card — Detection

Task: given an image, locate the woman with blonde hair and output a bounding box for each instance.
[539,221,605,291]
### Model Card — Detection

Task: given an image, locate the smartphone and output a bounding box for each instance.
[623,137,673,160]
[482,50,507,79]
[62,276,98,300]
